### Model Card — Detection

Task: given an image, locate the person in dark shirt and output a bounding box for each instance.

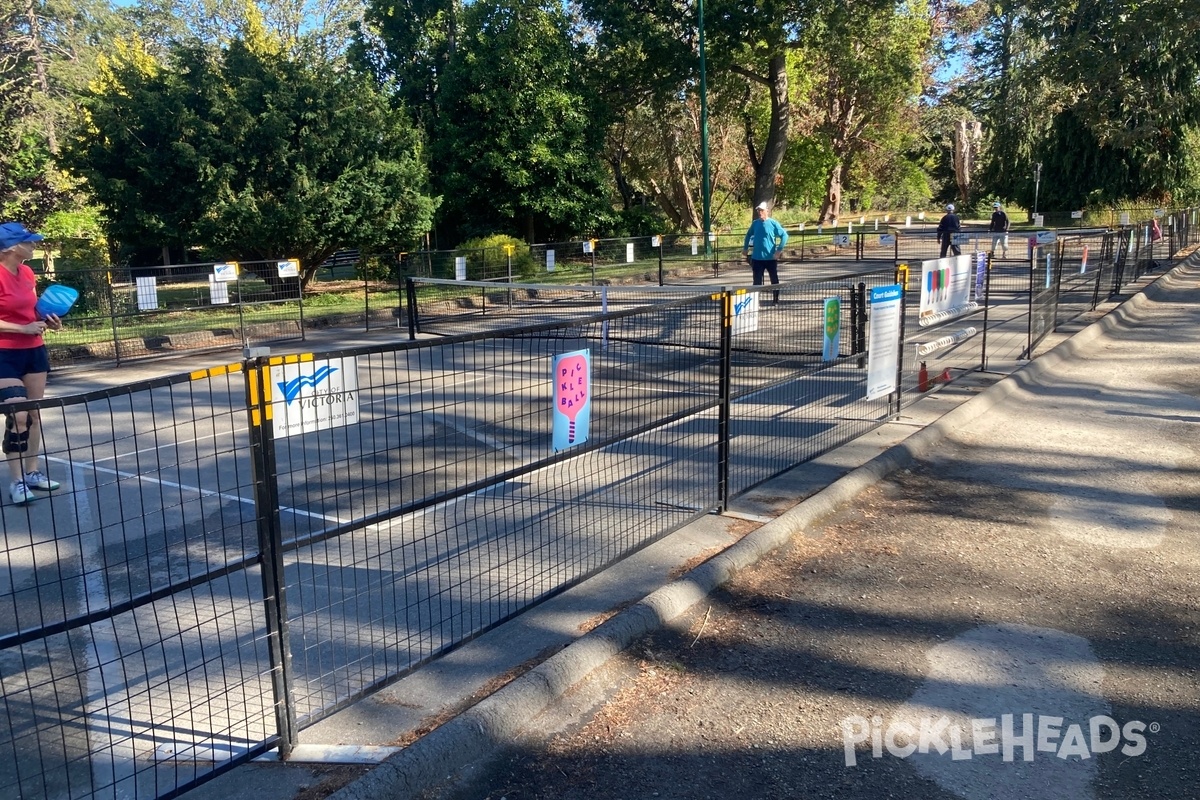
[989,202,1010,257]
[937,203,962,258]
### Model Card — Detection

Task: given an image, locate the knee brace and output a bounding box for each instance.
[0,386,30,455]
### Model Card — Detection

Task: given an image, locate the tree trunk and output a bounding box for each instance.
[24,0,56,154]
[750,53,790,208]
[819,162,845,225]
[648,178,684,229]
[953,119,983,204]
[668,152,700,231]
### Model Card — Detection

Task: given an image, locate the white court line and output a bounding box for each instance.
[46,455,348,524]
[83,428,230,466]
[73,461,140,798]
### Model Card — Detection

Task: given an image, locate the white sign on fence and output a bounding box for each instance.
[213,262,239,282]
[546,249,555,272]
[834,234,850,246]
[270,356,360,439]
[651,235,661,247]
[919,254,972,321]
[880,234,896,246]
[691,237,699,255]
[209,274,229,305]
[136,276,159,311]
[731,291,759,336]
[455,256,467,281]
[276,259,300,278]
[626,242,635,263]
[582,240,594,254]
[1071,210,1083,219]
[1119,212,1131,226]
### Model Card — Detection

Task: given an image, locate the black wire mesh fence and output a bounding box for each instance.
[42,260,304,369]
[2,210,1196,800]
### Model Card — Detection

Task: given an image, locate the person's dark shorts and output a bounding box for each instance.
[0,346,51,380]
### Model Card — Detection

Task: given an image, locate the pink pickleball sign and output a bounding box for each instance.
[552,350,591,452]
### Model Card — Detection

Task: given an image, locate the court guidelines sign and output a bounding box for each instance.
[270,356,360,438]
[866,285,903,401]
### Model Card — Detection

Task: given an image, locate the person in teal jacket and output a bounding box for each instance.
[742,201,788,300]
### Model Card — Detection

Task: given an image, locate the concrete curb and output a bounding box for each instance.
[326,260,1194,800]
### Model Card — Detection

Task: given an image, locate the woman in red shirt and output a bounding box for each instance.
[0,222,63,504]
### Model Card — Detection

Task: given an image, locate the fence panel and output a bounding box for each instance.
[404,277,707,336]
[264,297,726,722]
[4,211,1195,799]
[44,261,303,369]
[0,366,280,800]
[726,268,901,495]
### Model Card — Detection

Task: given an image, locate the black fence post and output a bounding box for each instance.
[297,264,307,340]
[244,355,297,759]
[892,277,907,416]
[1023,244,1035,360]
[405,276,418,340]
[1051,239,1066,331]
[849,282,860,365]
[1091,233,1109,310]
[852,282,867,368]
[236,269,248,346]
[395,252,410,327]
[107,270,122,365]
[717,290,733,511]
[657,236,665,286]
[981,253,993,371]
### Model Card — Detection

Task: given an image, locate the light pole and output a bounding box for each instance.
[698,0,712,254]
[1033,162,1042,222]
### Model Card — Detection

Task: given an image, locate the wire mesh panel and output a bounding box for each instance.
[0,366,279,800]
[726,268,901,495]
[44,261,303,369]
[406,277,709,335]
[264,297,726,721]
[1055,232,1113,323]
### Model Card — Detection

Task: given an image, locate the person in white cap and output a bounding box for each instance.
[988,201,1010,257]
[0,222,63,505]
[936,203,961,258]
[742,201,788,300]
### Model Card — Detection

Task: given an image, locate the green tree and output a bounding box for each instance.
[431,0,612,243]
[1,0,116,227]
[801,0,932,223]
[354,0,457,131]
[967,0,1200,209]
[62,35,438,285]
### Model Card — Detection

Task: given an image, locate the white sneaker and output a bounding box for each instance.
[9,480,34,504]
[24,470,59,491]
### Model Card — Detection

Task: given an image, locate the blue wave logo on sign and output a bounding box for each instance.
[278,366,339,403]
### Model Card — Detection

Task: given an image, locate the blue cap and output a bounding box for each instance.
[0,222,43,251]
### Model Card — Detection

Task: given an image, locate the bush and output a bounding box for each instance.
[611,205,670,237]
[455,234,537,280]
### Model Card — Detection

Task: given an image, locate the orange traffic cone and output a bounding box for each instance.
[918,361,930,392]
